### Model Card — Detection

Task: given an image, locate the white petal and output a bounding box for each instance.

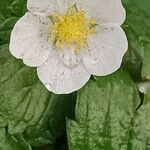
[77,0,126,25]
[10,12,52,67]
[82,24,128,76]
[58,46,81,68]
[37,54,91,94]
[27,0,69,16]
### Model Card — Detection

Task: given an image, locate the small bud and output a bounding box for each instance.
[138,81,150,94]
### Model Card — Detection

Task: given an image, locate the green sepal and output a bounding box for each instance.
[49,13,60,24]
[66,4,78,16]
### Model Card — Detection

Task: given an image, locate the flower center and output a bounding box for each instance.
[49,5,97,53]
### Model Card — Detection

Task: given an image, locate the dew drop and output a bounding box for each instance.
[52,76,56,80]
[44,61,48,65]
[91,58,99,65]
[108,45,113,50]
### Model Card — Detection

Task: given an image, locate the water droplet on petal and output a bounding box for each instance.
[108,46,113,50]
[52,76,56,80]
[44,61,48,65]
[91,58,99,65]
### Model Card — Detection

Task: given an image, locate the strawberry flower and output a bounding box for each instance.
[10,0,128,94]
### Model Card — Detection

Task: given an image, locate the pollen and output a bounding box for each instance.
[49,8,97,53]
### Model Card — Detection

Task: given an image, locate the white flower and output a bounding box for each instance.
[10,0,128,94]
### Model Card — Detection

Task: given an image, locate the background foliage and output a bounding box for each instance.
[0,0,150,149]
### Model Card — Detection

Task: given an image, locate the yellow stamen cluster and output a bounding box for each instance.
[49,9,96,53]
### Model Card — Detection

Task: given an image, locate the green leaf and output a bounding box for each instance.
[0,0,27,45]
[0,128,31,150]
[24,94,76,148]
[122,0,150,80]
[142,48,150,80]
[8,0,27,17]
[67,69,140,150]
[128,94,150,149]
[122,46,142,81]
